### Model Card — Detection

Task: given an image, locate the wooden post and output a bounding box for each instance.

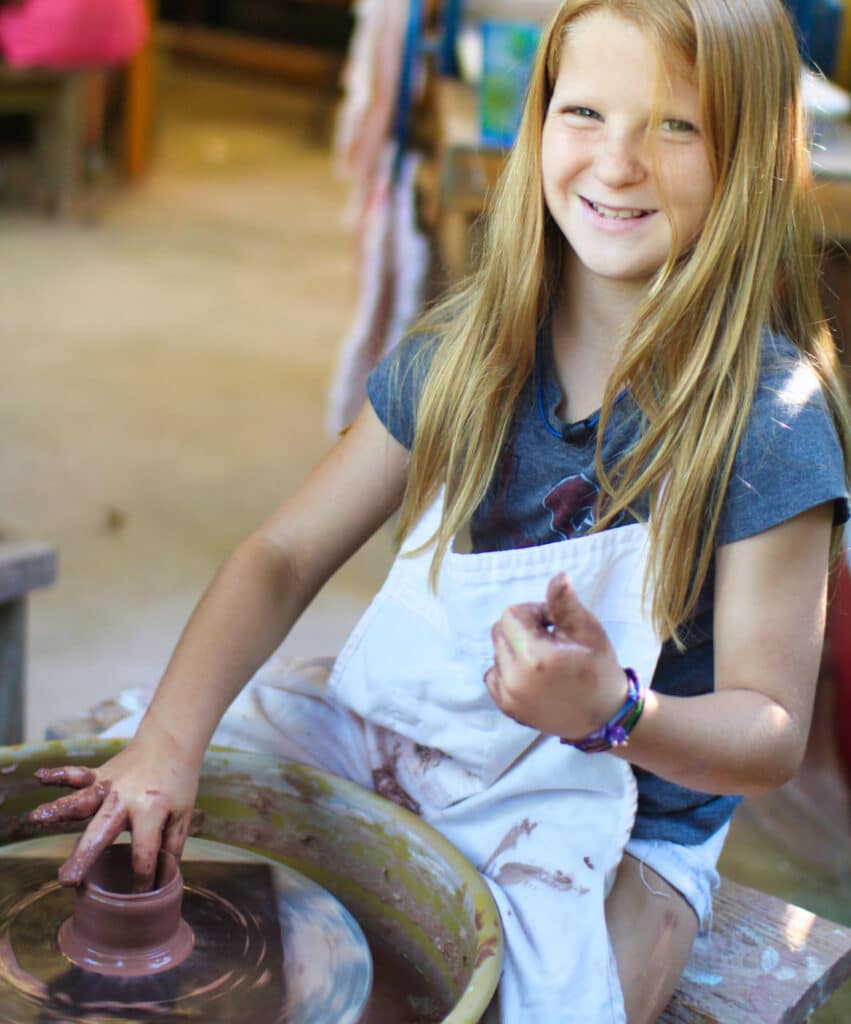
[0,602,26,747]
[838,0,851,91]
[0,543,58,746]
[50,73,83,214]
[123,0,158,180]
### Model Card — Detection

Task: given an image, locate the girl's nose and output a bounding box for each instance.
[593,133,647,187]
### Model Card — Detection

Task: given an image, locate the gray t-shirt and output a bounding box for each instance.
[367,328,849,844]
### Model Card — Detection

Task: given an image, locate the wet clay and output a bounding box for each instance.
[58,845,194,977]
[0,839,378,1023]
[4,749,501,1022]
[362,928,448,1024]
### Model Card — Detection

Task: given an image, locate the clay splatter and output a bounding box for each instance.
[371,744,421,815]
[414,745,447,770]
[482,819,538,874]
[244,789,277,819]
[493,862,588,894]
[474,936,499,967]
[371,768,421,815]
[584,857,594,870]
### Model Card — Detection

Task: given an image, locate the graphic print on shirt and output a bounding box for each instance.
[476,451,539,549]
[475,453,605,547]
[543,473,600,538]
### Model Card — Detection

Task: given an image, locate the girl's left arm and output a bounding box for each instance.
[621,501,833,795]
[486,501,835,795]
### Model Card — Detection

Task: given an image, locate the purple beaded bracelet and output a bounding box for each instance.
[560,668,644,753]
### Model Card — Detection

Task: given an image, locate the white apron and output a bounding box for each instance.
[105,498,663,1022]
[324,497,662,1022]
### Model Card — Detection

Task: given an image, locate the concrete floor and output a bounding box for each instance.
[1,58,393,744]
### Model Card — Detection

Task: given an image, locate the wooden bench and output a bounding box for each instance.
[662,876,851,1022]
[0,66,83,213]
[0,540,58,745]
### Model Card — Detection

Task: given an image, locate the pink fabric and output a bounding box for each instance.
[0,0,148,70]
[335,0,410,230]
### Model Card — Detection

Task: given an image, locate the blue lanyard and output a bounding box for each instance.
[536,355,627,441]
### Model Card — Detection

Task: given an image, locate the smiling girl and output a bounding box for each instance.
[32,1,851,1020]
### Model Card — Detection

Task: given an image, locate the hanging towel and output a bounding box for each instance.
[327,144,430,435]
[328,0,432,436]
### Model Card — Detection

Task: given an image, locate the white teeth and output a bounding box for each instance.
[589,200,648,219]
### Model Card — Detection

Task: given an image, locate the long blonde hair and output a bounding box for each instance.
[394,0,851,644]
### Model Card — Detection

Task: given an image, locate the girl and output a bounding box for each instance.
[31,0,851,1020]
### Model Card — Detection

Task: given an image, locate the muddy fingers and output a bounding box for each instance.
[33,766,98,789]
[57,791,128,887]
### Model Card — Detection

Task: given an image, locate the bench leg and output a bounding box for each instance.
[34,75,83,215]
[0,599,26,746]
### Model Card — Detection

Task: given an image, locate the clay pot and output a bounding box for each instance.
[57,844,194,976]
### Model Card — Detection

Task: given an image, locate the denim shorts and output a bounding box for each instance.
[624,821,730,935]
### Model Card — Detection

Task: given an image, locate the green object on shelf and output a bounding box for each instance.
[479,20,542,146]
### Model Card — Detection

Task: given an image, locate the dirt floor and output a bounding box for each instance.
[0,56,393,744]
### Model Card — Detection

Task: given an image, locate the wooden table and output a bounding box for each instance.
[812,116,851,240]
[0,542,57,746]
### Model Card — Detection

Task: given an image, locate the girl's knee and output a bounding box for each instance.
[606,854,698,1024]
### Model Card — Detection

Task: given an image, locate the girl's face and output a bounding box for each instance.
[541,10,714,286]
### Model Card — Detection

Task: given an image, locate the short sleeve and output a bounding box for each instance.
[717,333,849,546]
[366,334,435,450]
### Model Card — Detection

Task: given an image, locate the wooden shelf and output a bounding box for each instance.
[156,22,346,88]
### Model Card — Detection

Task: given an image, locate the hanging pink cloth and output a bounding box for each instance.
[327,0,433,435]
[334,0,409,231]
[327,144,430,435]
[0,0,148,70]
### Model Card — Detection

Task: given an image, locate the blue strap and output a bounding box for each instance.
[393,0,424,181]
[439,0,465,75]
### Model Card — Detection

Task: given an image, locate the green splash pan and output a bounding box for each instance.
[0,739,502,1022]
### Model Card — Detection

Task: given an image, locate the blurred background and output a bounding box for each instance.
[0,1,850,1017]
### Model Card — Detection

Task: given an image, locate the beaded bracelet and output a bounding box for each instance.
[559,668,644,753]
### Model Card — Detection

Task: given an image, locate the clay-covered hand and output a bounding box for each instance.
[28,724,200,890]
[484,572,628,740]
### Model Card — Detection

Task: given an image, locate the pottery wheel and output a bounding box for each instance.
[0,834,372,1023]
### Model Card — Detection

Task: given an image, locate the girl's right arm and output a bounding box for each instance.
[30,402,410,886]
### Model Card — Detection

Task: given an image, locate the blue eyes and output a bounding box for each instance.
[566,107,602,120]
[562,107,697,134]
[661,118,697,133]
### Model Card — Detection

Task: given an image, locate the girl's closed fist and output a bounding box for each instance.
[484,573,628,739]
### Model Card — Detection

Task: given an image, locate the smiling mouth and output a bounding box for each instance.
[582,197,656,220]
